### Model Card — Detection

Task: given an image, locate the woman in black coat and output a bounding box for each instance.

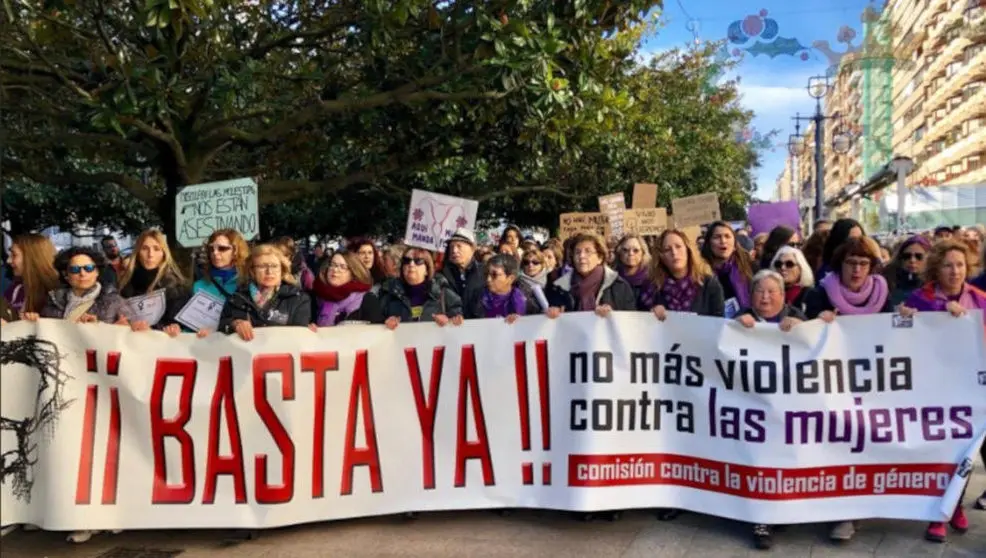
[118,229,190,337]
[544,232,636,317]
[218,244,311,341]
[640,229,726,319]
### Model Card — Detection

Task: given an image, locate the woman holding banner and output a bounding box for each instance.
[613,233,651,307]
[217,244,312,340]
[377,247,464,329]
[897,239,986,542]
[640,229,725,320]
[192,228,250,337]
[117,229,189,337]
[308,250,380,327]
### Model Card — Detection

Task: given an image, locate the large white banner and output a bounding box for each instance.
[2,312,984,530]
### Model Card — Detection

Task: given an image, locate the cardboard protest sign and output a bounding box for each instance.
[671,193,721,228]
[632,183,658,208]
[559,212,611,240]
[597,193,626,240]
[623,208,668,236]
[175,178,259,247]
[404,190,479,252]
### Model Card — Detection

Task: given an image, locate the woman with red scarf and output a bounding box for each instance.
[768,245,814,314]
[308,251,381,327]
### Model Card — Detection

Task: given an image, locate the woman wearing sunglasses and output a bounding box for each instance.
[191,229,250,337]
[517,248,550,312]
[218,244,311,341]
[118,230,189,337]
[768,246,814,314]
[377,248,463,329]
[883,235,930,307]
[24,246,127,326]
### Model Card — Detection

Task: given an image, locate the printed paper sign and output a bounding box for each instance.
[175,291,225,332]
[175,177,259,248]
[404,189,479,252]
[125,289,166,326]
[623,208,668,236]
[1,312,983,530]
[559,212,611,240]
[632,183,658,209]
[598,193,627,241]
[671,193,721,227]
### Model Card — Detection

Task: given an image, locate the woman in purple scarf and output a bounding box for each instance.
[613,233,651,308]
[639,229,725,320]
[469,254,529,322]
[804,236,892,325]
[307,251,380,328]
[700,221,755,318]
[897,239,986,541]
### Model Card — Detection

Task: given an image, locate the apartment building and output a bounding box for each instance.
[891,0,985,187]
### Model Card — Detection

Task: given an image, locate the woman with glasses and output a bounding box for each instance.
[517,248,550,312]
[309,251,380,327]
[544,232,636,319]
[24,247,127,327]
[218,244,311,341]
[467,254,529,322]
[377,248,463,329]
[613,233,651,308]
[768,246,814,314]
[757,226,801,271]
[883,235,931,306]
[117,230,189,337]
[897,239,986,542]
[192,228,250,336]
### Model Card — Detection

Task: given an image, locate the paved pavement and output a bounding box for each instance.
[3,469,984,558]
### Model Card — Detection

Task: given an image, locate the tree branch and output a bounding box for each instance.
[246,11,361,60]
[118,117,189,181]
[5,159,159,209]
[475,185,578,202]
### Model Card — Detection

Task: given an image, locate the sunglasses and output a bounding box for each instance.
[68,264,97,274]
[208,244,233,253]
[788,242,803,248]
[901,252,924,261]
[402,257,426,266]
[773,260,798,270]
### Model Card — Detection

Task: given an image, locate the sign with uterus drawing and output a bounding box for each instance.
[404,189,480,252]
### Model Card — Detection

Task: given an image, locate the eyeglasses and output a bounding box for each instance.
[402,257,426,266]
[843,259,872,270]
[67,264,97,275]
[522,259,542,267]
[208,244,233,253]
[788,242,803,249]
[573,249,597,258]
[252,264,281,273]
[328,262,349,271]
[773,260,798,270]
[900,252,924,262]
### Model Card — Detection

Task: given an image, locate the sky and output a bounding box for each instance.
[640,0,877,200]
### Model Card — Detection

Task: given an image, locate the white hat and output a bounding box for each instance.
[449,228,476,246]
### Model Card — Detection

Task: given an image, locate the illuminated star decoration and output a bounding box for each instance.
[727,9,810,60]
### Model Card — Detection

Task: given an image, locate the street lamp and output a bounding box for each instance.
[791,75,853,230]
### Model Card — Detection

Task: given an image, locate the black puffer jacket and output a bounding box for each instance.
[376,276,463,323]
[218,283,311,333]
[544,266,637,312]
[439,259,485,316]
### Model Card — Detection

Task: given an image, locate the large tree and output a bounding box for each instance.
[2,0,661,241]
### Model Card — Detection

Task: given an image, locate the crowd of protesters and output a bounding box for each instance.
[2,219,985,550]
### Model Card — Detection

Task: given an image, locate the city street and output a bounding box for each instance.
[3,466,984,558]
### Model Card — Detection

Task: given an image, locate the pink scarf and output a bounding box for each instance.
[820,272,888,315]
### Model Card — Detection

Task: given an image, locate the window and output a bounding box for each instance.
[965,43,985,63]
[967,155,983,172]
[946,61,964,77]
[914,124,927,141]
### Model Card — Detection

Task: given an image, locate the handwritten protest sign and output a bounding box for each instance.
[176,178,259,248]
[632,183,658,208]
[623,208,668,236]
[598,193,627,241]
[404,189,479,252]
[671,193,721,228]
[559,212,611,240]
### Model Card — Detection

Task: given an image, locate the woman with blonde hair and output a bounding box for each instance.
[614,233,652,306]
[3,233,59,317]
[118,230,189,337]
[641,229,725,320]
[192,228,250,336]
[217,244,311,341]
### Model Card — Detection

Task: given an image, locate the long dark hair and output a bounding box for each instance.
[700,221,754,281]
[758,226,797,270]
[822,218,864,270]
[347,237,387,283]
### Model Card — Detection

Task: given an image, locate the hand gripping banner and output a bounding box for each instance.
[1,312,984,530]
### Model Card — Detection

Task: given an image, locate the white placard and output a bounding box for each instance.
[175,177,259,248]
[404,189,479,252]
[125,289,166,326]
[174,291,225,332]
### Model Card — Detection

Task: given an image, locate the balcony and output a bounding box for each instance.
[923,45,986,116]
[924,30,968,83]
[920,126,985,177]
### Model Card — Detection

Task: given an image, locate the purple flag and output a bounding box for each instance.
[747,201,801,236]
